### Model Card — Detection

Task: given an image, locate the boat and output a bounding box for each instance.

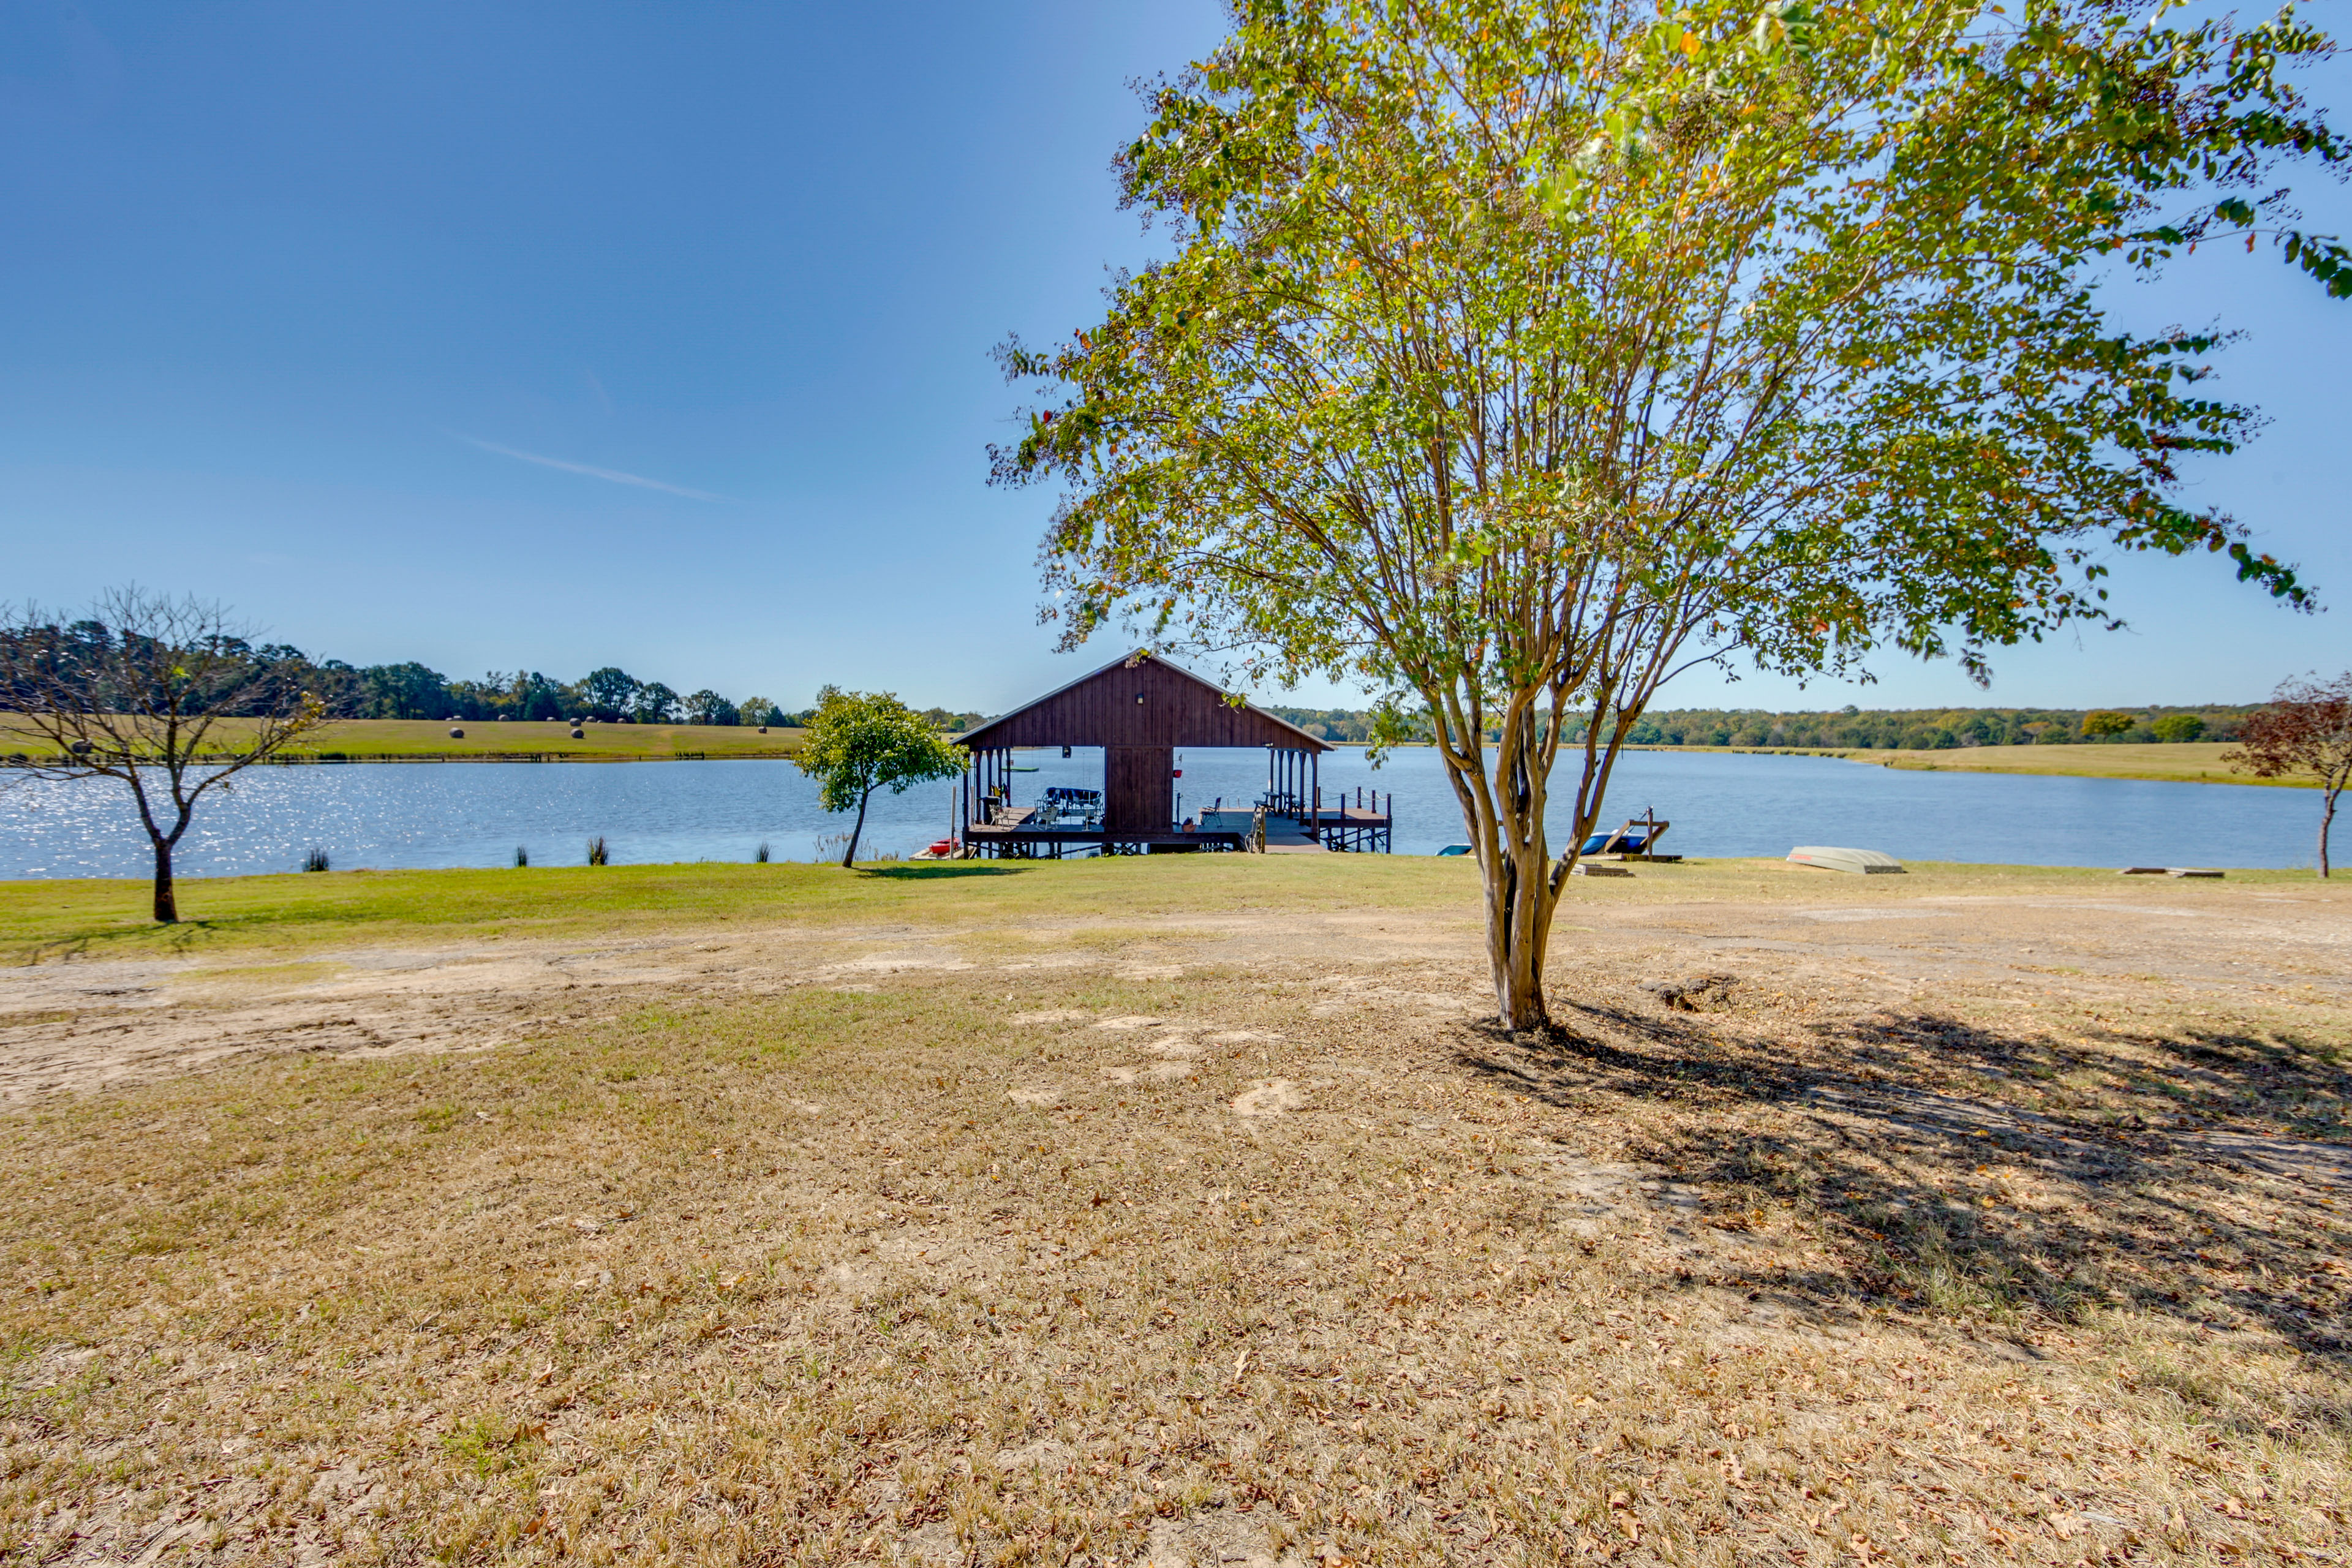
[1436,843,1472,857]
[1787,846,1905,875]
[1579,810,1678,861]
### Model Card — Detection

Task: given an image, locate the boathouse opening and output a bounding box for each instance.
[954,651,1391,856]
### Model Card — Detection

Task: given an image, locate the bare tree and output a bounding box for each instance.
[0,589,331,921]
[2226,674,2352,878]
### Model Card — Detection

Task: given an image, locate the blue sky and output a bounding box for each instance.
[2,1,2345,716]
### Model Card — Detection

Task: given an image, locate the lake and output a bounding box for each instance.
[0,745,2320,877]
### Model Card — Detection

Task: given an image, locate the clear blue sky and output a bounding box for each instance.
[2,1,2344,715]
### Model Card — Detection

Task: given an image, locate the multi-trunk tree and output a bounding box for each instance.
[995,0,2336,1030]
[0,589,331,922]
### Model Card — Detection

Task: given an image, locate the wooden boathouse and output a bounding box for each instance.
[956,651,1392,857]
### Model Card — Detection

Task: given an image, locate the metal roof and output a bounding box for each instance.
[954,650,1332,753]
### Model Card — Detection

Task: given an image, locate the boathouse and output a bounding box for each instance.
[954,651,1390,856]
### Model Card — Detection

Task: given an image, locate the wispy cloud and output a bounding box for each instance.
[453,434,732,502]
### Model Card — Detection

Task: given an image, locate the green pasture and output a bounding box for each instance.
[0,854,2313,967]
[1626,741,2301,788]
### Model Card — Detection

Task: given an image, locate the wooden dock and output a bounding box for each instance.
[968,790,1393,860]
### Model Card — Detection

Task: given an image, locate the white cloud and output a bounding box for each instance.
[453,434,732,502]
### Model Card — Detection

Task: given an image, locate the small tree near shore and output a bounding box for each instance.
[793,687,963,867]
[2227,674,2352,878]
[0,589,331,922]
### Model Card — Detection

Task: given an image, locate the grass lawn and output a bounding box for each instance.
[2,859,2346,1564]
[0,857,1491,966]
[0,717,805,763]
[1,855,2322,968]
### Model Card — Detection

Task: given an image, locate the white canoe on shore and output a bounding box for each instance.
[1787,845,1905,874]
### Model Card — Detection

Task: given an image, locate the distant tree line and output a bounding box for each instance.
[0,622,731,728]
[1,619,1005,734]
[1264,703,2258,748]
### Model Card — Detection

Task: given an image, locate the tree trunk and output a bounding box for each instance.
[2322,790,2337,879]
[1480,835,1556,1031]
[1449,722,1563,1035]
[842,789,872,869]
[152,839,178,924]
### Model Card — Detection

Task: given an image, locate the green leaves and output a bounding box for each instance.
[989,0,2334,1010]
[792,687,965,819]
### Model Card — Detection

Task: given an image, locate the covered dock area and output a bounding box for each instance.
[955,652,1392,858]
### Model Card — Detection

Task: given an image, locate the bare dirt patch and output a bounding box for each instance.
[1,869,2348,1564]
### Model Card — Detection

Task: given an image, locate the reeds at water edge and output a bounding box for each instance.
[301,846,331,873]
[514,845,529,868]
[755,841,771,864]
[586,836,609,866]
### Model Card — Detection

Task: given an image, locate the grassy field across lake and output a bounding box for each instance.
[2,857,2346,1564]
[1849,741,2288,786]
[1625,741,2294,788]
[0,715,805,763]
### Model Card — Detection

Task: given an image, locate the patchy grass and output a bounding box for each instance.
[2,904,2348,1564]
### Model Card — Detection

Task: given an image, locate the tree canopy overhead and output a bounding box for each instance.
[995,0,2337,1028]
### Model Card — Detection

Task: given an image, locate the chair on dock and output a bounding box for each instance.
[1041,786,1103,829]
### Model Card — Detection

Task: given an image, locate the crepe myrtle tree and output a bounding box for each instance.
[993,0,2334,1031]
[793,686,965,867]
[0,589,331,922]
[2227,673,2352,876]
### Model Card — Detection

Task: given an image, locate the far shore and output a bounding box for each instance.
[3,720,2301,791]
[1613,739,2302,788]
[0,715,806,764]
[1246,737,2301,790]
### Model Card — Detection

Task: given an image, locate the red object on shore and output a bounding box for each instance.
[928,839,957,858]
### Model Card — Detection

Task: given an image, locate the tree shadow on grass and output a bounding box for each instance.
[1454,992,2352,1394]
[853,864,1025,881]
[17,920,220,965]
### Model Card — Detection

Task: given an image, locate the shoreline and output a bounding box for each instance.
[1270,739,2309,790]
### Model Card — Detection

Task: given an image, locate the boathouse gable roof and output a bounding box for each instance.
[954,652,1332,753]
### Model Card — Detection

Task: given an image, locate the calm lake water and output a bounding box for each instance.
[0,745,2319,877]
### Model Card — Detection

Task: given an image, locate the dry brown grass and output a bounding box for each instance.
[2,873,2348,1565]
